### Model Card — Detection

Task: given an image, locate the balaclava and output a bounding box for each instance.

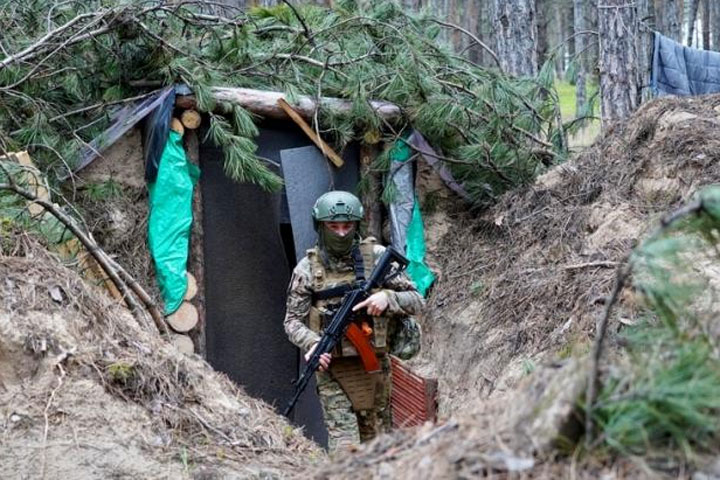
[320,223,357,257]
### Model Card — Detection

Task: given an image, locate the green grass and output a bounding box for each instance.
[555,80,579,121]
[555,80,601,149]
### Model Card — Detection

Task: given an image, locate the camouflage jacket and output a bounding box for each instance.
[284,243,425,352]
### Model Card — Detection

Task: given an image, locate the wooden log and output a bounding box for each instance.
[180,109,201,130]
[184,129,206,356]
[171,333,195,355]
[277,98,344,168]
[184,272,198,300]
[170,117,184,136]
[175,87,402,123]
[166,301,198,333]
[360,143,382,239]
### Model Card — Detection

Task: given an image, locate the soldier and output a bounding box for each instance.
[284,190,424,453]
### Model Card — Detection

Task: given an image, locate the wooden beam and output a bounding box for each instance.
[184,129,206,356]
[175,87,402,123]
[277,98,344,168]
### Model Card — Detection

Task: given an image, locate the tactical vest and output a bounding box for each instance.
[307,237,389,358]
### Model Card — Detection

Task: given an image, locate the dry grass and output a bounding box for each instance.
[0,233,322,478]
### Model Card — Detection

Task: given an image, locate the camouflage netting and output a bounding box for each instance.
[0,233,322,478]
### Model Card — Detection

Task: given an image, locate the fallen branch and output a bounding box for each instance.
[281,0,316,47]
[563,261,619,270]
[584,262,630,448]
[0,12,100,70]
[0,159,168,336]
[106,257,168,335]
[584,197,705,448]
[177,86,402,122]
[428,19,503,72]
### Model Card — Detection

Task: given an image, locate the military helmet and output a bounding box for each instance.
[312,191,364,228]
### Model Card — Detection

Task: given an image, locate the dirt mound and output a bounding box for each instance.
[311,94,720,479]
[0,235,320,478]
[418,93,720,415]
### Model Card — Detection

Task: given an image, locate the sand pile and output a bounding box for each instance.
[420,94,720,415]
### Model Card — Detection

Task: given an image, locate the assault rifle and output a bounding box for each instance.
[282,246,409,417]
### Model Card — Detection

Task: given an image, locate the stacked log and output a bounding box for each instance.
[166,272,199,354]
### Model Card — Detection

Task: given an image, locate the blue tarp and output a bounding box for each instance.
[651,32,720,97]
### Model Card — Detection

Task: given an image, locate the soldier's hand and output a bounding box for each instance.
[352,291,389,316]
[306,342,332,372]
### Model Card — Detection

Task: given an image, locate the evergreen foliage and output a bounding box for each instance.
[0,0,566,206]
[592,187,720,464]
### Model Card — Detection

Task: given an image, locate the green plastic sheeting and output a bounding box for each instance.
[406,201,435,296]
[389,137,435,297]
[148,131,200,315]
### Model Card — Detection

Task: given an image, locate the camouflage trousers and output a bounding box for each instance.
[315,355,392,454]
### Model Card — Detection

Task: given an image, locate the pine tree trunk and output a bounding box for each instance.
[655,0,682,41]
[588,0,600,82]
[653,0,663,32]
[714,0,720,50]
[598,0,639,125]
[702,0,710,49]
[567,1,576,59]
[555,1,566,78]
[687,0,700,46]
[574,0,586,118]
[667,0,682,41]
[492,0,539,76]
[467,0,482,64]
[636,0,652,101]
[536,0,549,69]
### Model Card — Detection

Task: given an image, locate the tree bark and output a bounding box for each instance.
[598,0,640,125]
[467,0,482,64]
[574,0,587,118]
[637,0,653,101]
[176,87,402,123]
[492,0,539,76]
[687,0,700,46]
[536,0,550,69]
[714,0,720,50]
[566,0,576,59]
[702,0,710,49]
[667,0,682,41]
[554,1,566,78]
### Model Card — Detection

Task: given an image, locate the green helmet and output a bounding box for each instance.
[312,191,364,229]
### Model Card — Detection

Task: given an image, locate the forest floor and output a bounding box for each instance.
[3,93,720,478]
